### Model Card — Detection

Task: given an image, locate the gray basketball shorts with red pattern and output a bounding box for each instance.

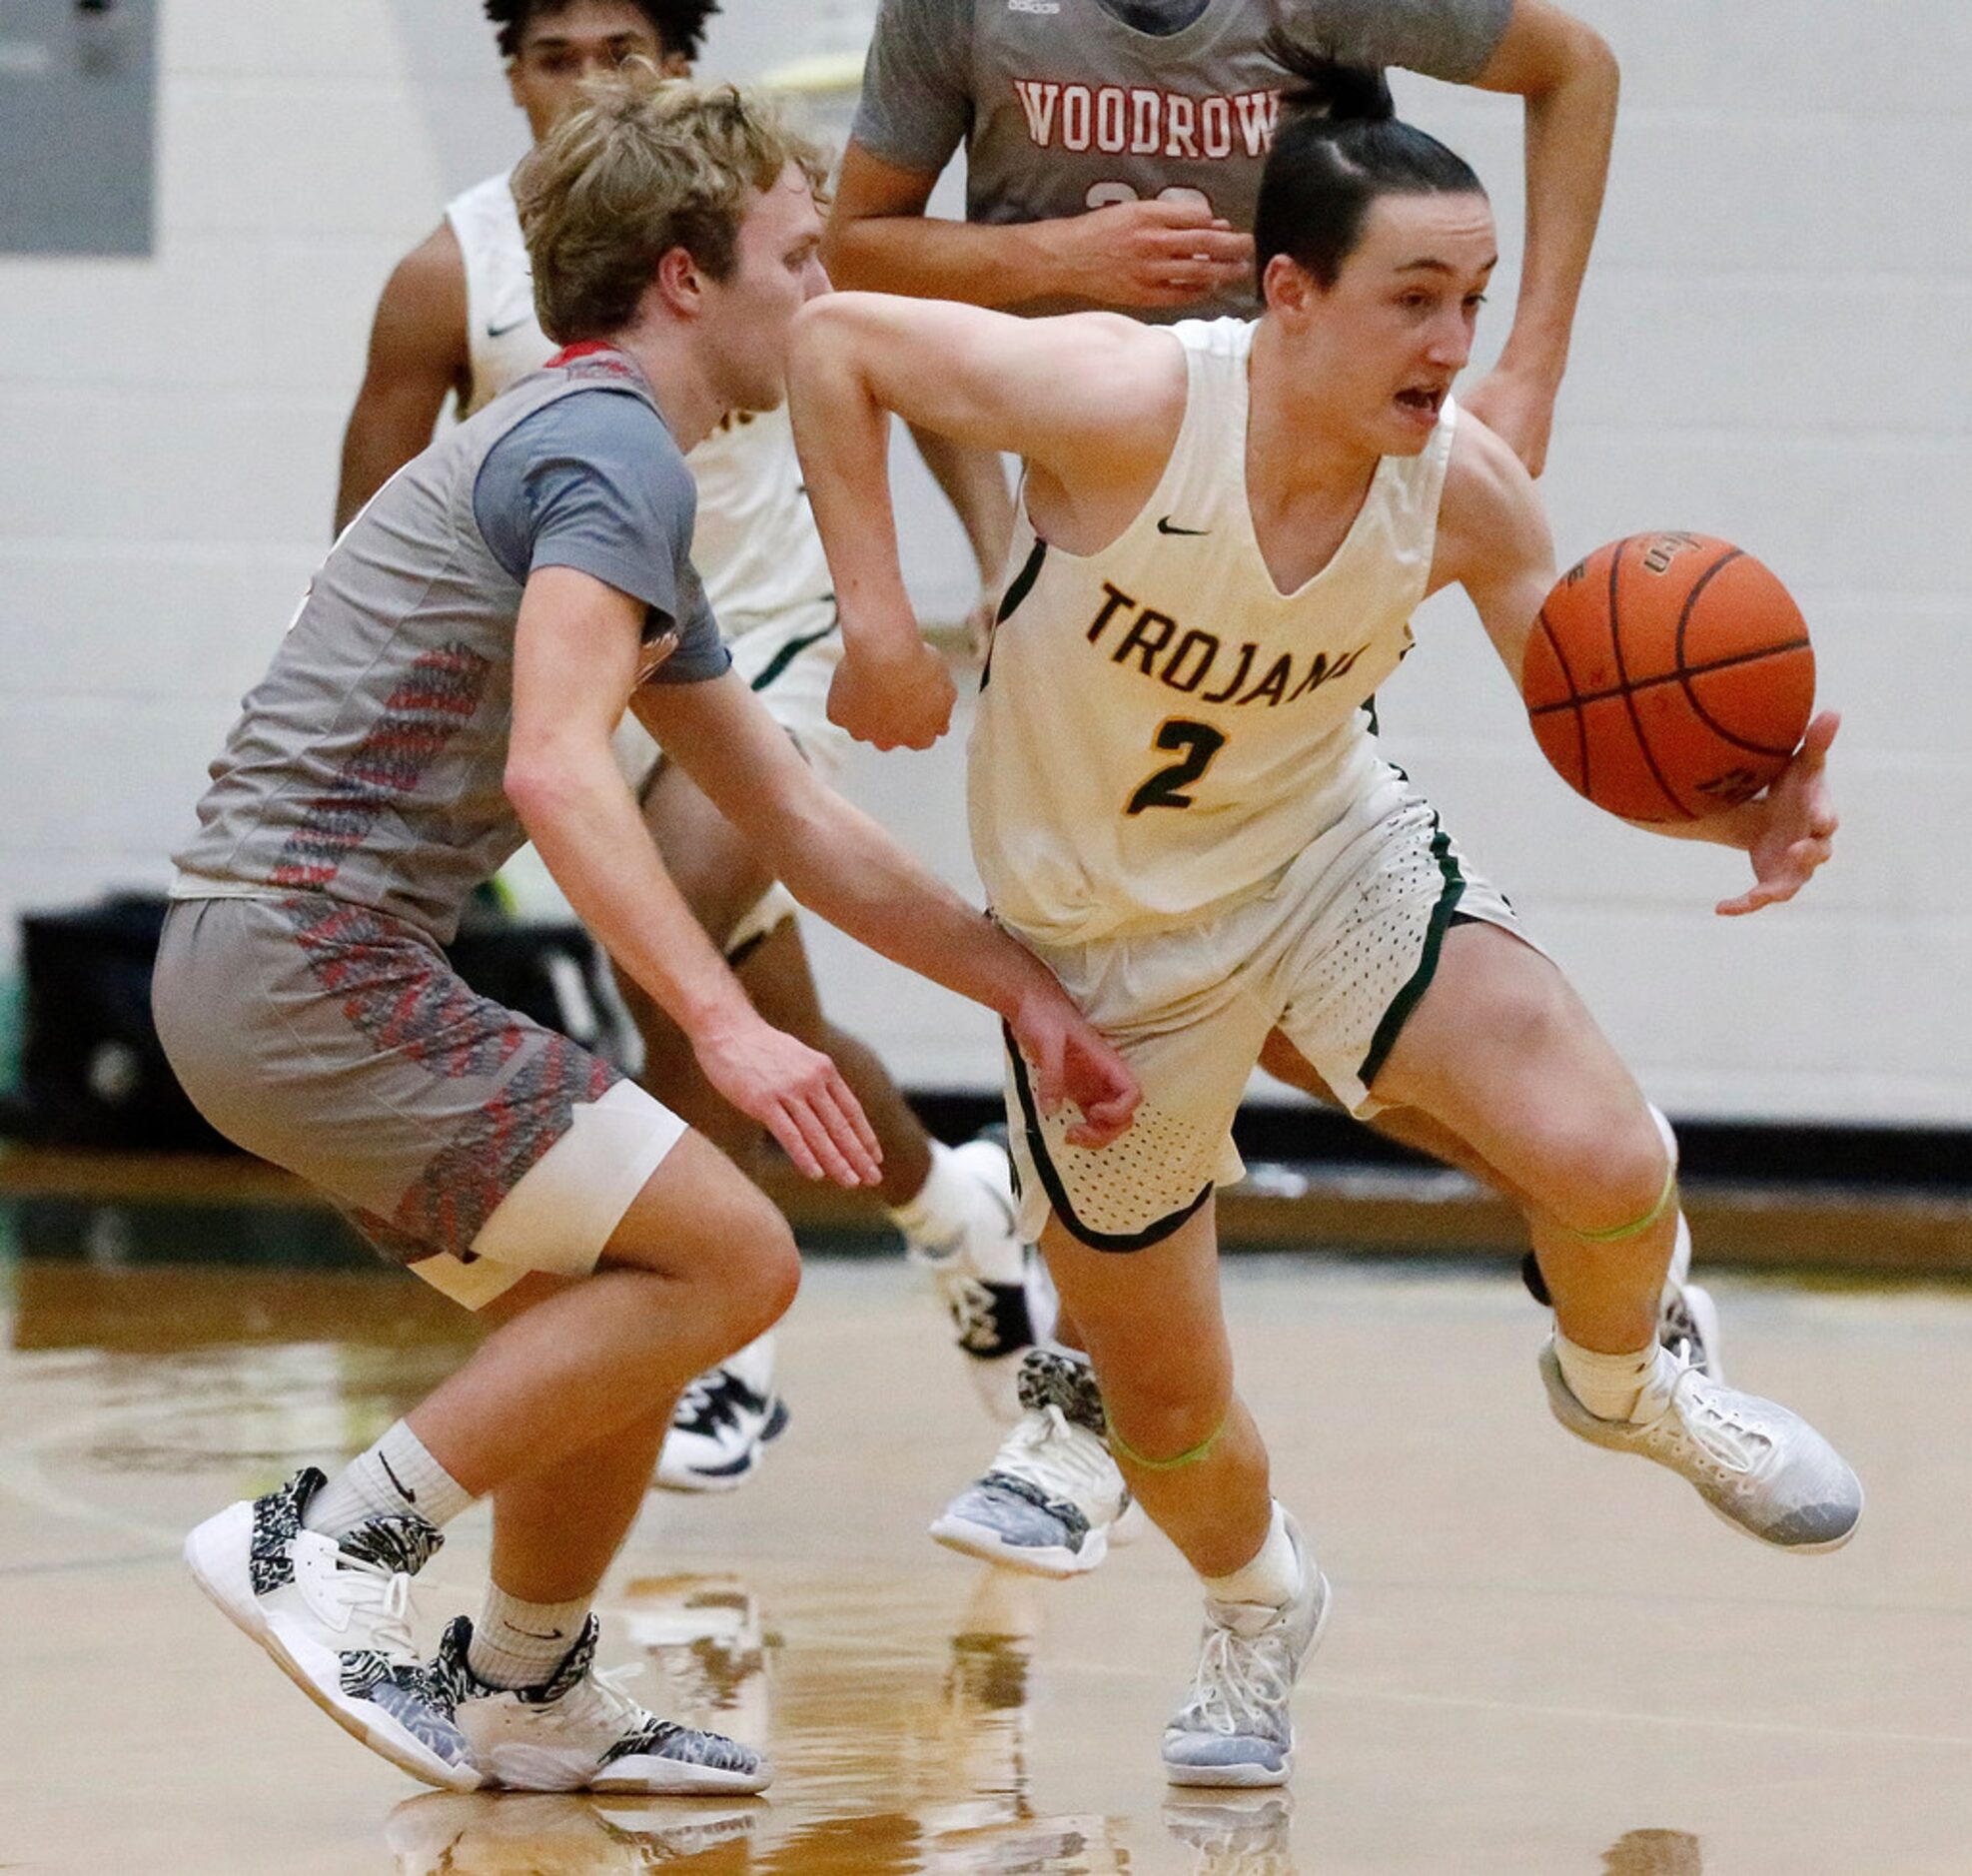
[154,892,685,1309]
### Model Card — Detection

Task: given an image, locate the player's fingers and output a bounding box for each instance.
[818,1069,883,1178]
[1800,709,1841,760]
[763,1102,826,1179]
[1146,227,1253,264]
[782,1092,863,1188]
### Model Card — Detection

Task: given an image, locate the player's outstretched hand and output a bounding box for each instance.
[1717,710,1841,917]
[828,641,956,750]
[1009,989,1141,1150]
[1460,362,1558,478]
[693,1012,883,1185]
[1046,198,1254,310]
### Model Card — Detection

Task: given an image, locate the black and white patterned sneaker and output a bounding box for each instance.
[929,1349,1144,1578]
[653,1344,790,1493]
[907,1136,1059,1423]
[440,1615,771,1794]
[184,1466,479,1790]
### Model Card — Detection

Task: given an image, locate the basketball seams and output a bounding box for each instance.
[1672,549,1810,758]
[1530,602,1591,795]
[1526,637,1813,717]
[1605,537,1688,819]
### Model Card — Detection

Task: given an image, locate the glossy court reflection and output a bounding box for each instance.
[5,1239,1970,1871]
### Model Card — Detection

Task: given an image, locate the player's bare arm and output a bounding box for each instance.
[508,564,882,1186]
[789,293,1183,748]
[1440,415,1839,914]
[823,142,1254,313]
[333,222,472,533]
[1456,0,1618,474]
[635,664,1141,1149]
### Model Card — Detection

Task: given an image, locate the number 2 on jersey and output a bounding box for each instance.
[1127,718,1226,815]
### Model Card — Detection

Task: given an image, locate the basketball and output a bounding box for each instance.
[1521,533,1815,823]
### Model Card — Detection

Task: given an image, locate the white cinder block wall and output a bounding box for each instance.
[1,1,1965,1125]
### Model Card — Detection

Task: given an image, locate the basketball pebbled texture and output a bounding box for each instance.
[1522,532,1815,823]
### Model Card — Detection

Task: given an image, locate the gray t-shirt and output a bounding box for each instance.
[474,391,725,682]
[175,349,729,942]
[852,0,1512,316]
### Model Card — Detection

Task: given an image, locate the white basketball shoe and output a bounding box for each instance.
[1163,1513,1331,1788]
[437,1614,770,1794]
[653,1333,789,1492]
[1540,1340,1862,1550]
[929,1349,1144,1577]
[184,1466,479,1790]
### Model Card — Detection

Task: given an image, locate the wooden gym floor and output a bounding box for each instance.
[4,1207,1972,1872]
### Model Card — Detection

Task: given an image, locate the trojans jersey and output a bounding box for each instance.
[969,318,1455,945]
[445,170,831,630]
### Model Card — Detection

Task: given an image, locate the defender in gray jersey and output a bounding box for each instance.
[164,74,1136,1798]
[794,57,1860,1787]
[336,0,1055,1489]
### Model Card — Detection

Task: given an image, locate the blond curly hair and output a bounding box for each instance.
[514,65,828,343]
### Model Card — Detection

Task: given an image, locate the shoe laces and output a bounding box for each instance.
[536,1658,649,1734]
[674,1373,753,1437]
[1177,1619,1295,1738]
[1656,1363,1773,1479]
[329,1553,418,1660]
[994,1406,1120,1514]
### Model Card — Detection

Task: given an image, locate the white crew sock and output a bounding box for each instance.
[468,1584,592,1691]
[1201,1500,1303,1608]
[890,1139,977,1246]
[303,1419,476,1541]
[1553,1330,1670,1422]
[892,1139,1028,1288]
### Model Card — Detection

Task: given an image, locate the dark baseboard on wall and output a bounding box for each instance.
[904,1092,1972,1198]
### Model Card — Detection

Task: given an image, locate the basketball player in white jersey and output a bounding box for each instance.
[823,0,1742,1569]
[334,1,1048,1490]
[790,53,1861,1784]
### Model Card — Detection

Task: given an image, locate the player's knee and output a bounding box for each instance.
[716,1199,802,1344]
[1102,1366,1232,1466]
[1530,1103,1670,1240]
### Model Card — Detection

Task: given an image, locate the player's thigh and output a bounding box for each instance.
[1369,921,1664,1217]
[1039,1205,1234,1413]
[636,754,776,945]
[731,910,828,1042]
[599,1127,799,1305]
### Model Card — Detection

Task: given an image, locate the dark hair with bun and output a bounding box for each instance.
[1253,31,1485,293]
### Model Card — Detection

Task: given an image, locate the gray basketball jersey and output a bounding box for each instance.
[175,350,717,943]
[853,0,1510,316]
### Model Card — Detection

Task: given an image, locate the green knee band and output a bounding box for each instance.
[1566,1160,1679,1246]
[1104,1409,1228,1472]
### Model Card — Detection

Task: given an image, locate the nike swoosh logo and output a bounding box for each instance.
[512,1625,566,1641]
[379,1454,416,1504]
[487,315,531,339]
[1157,517,1209,536]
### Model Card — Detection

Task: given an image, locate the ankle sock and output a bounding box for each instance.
[1201,1500,1302,1608]
[468,1584,592,1691]
[303,1419,476,1542]
[890,1140,976,1247]
[1554,1331,1668,1421]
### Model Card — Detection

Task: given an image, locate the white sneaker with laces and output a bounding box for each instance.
[653,1333,789,1492]
[1539,1340,1862,1550]
[1163,1513,1330,1788]
[908,1137,1057,1422]
[929,1349,1143,1577]
[439,1614,770,1794]
[184,1466,479,1790]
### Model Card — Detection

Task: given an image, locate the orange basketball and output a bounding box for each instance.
[1521,533,1815,823]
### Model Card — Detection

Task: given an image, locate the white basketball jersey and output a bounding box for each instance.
[970,317,1455,946]
[445,170,832,631]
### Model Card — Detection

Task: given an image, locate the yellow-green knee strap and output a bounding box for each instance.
[1105,1409,1228,1471]
[1566,1162,1679,1246]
